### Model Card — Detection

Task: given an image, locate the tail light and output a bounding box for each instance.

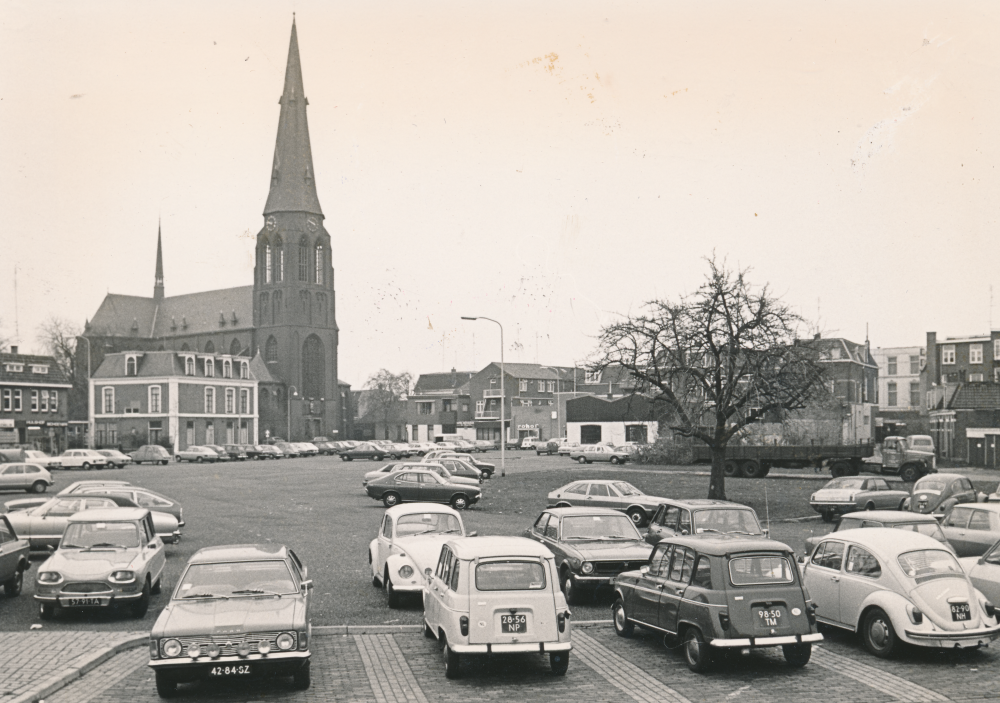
[460,616,469,636]
[805,602,817,625]
[558,611,570,632]
[906,604,924,625]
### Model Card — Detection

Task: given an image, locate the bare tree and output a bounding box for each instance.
[594,257,825,500]
[364,369,413,440]
[37,317,81,379]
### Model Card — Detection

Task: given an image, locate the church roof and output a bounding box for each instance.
[88,286,254,338]
[250,352,281,384]
[263,19,323,217]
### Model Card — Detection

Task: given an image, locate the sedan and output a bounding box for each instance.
[294,442,319,457]
[61,484,185,528]
[23,450,62,470]
[240,444,262,460]
[223,444,249,461]
[203,445,231,462]
[961,538,1000,605]
[96,449,132,469]
[809,476,910,522]
[58,449,109,470]
[802,528,1000,656]
[568,445,630,465]
[423,452,495,478]
[174,446,220,463]
[0,514,30,597]
[339,442,387,462]
[365,468,481,510]
[548,480,667,527]
[273,442,300,458]
[906,473,980,515]
[941,504,1000,557]
[803,510,953,555]
[363,462,480,488]
[0,463,53,494]
[430,457,483,483]
[256,445,284,460]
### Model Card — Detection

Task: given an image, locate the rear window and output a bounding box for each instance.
[475,561,547,591]
[896,549,964,583]
[728,555,794,586]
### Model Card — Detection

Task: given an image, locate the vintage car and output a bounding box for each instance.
[809,476,910,522]
[803,510,953,555]
[174,446,220,463]
[58,449,110,470]
[568,444,630,465]
[524,507,652,604]
[365,468,481,510]
[7,495,181,549]
[339,442,388,461]
[905,473,981,515]
[203,445,232,462]
[23,450,62,469]
[940,504,1000,557]
[222,444,249,461]
[273,442,300,458]
[408,442,438,456]
[129,445,173,465]
[613,533,822,672]
[536,439,567,456]
[256,444,284,459]
[802,528,1000,656]
[0,462,53,494]
[547,480,667,527]
[369,503,473,607]
[423,536,572,678]
[427,457,483,483]
[294,442,319,456]
[60,483,185,527]
[310,437,338,455]
[148,544,313,696]
[473,440,496,453]
[34,507,166,620]
[0,514,31,597]
[422,452,495,478]
[961,538,1000,605]
[363,462,479,488]
[372,440,413,459]
[644,499,764,545]
[96,449,133,468]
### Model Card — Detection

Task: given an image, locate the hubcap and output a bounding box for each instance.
[870,619,888,648]
[686,638,699,663]
[615,606,625,629]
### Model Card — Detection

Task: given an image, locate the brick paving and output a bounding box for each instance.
[44,648,148,703]
[811,646,949,702]
[354,634,429,703]
[573,630,692,703]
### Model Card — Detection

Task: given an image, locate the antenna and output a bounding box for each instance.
[13,264,20,344]
[764,480,771,536]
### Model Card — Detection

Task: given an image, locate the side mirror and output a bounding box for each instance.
[424,568,432,580]
[639,565,649,574]
[797,554,805,564]
[46,544,55,552]
[468,531,477,537]
[300,579,313,593]
[763,528,770,537]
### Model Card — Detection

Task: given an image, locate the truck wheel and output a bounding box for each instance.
[830,461,850,478]
[741,460,764,478]
[723,461,739,477]
[899,464,920,483]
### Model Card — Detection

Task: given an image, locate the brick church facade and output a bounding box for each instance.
[75,20,351,446]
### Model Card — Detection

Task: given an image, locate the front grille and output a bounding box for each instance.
[591,561,641,575]
[61,582,113,594]
[169,631,294,657]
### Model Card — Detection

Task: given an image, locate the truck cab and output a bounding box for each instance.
[880,436,936,482]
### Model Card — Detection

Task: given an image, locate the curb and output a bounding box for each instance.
[313,619,613,636]
[8,634,147,703]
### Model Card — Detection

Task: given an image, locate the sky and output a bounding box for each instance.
[1,0,998,385]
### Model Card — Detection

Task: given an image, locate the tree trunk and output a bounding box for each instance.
[708,445,727,500]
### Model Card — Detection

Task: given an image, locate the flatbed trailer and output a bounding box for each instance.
[691,444,877,478]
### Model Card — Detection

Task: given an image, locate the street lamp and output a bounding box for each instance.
[462,316,505,477]
[287,385,297,442]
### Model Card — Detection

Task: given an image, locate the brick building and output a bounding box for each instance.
[402,370,475,443]
[871,345,926,438]
[0,348,72,452]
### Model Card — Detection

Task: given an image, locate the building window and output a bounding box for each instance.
[265,336,278,363]
[184,356,195,375]
[995,368,1000,383]
[29,390,38,412]
[50,390,58,412]
[625,425,648,443]
[240,389,249,414]
[969,373,984,382]
[299,238,309,281]
[186,421,195,446]
[462,403,468,412]
[265,244,273,283]
[476,400,485,414]
[240,361,249,379]
[126,356,137,376]
[13,389,21,412]
[31,365,49,374]
[887,382,897,407]
[418,402,434,415]
[941,345,955,364]
[149,386,161,413]
[489,377,497,387]
[275,241,284,282]
[537,380,545,393]
[221,359,231,378]
[909,382,920,406]
[442,399,454,412]
[40,390,49,412]
[315,245,324,284]
[4,363,23,372]
[585,370,602,384]
[519,380,527,392]
[2,389,9,411]
[547,381,555,393]
[995,339,1000,361]
[148,421,162,445]
[225,388,235,414]
[102,387,114,413]
[95,422,118,447]
[204,387,215,414]
[969,344,983,364]
[205,359,215,377]
[887,356,897,375]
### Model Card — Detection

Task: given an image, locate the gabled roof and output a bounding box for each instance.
[0,353,71,386]
[87,287,254,338]
[412,371,475,395]
[92,351,256,380]
[809,337,878,367]
[250,352,281,384]
[948,383,1000,410]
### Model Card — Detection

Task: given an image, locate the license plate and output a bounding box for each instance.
[500,614,527,633]
[951,603,971,622]
[60,597,108,607]
[755,606,786,628]
[209,665,252,677]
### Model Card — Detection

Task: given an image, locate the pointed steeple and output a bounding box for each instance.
[153,220,165,302]
[264,17,323,217]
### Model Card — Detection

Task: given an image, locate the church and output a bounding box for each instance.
[76,19,350,446]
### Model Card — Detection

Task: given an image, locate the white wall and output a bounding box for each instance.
[566,421,659,446]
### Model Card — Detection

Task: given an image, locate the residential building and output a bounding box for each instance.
[403,369,475,443]
[0,347,72,452]
[89,351,259,452]
[565,394,663,446]
[74,20,349,442]
[797,336,879,444]
[871,345,926,438]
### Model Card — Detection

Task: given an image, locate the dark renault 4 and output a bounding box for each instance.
[612,534,822,672]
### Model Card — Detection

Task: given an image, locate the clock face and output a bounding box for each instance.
[306,217,318,232]
[266,216,276,232]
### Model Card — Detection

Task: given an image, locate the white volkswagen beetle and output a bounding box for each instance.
[368,503,473,608]
[802,528,1000,657]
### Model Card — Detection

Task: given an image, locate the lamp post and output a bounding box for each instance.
[287,385,297,442]
[461,316,505,477]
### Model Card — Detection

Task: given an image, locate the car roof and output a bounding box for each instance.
[188,544,290,563]
[656,498,751,509]
[61,480,132,493]
[562,479,633,487]
[916,473,966,482]
[447,536,554,560]
[385,503,461,518]
[823,527,944,553]
[68,507,148,522]
[655,533,792,555]
[953,503,1000,514]
[839,510,939,523]
[543,506,628,517]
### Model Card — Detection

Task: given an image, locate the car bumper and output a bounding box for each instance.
[149,651,310,680]
[711,633,824,648]
[35,590,145,605]
[810,502,857,514]
[449,642,572,654]
[902,625,1000,648]
[572,574,618,585]
[161,530,182,544]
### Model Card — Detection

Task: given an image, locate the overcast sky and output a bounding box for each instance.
[1,0,998,384]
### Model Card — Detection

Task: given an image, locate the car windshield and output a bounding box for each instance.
[729,555,795,586]
[612,482,643,496]
[694,509,762,535]
[891,522,950,544]
[826,477,867,490]
[896,549,964,583]
[177,560,298,598]
[395,512,463,537]
[914,480,946,492]
[61,521,140,549]
[561,515,641,540]
[476,560,547,591]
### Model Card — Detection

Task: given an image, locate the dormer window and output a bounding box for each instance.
[125,355,138,376]
[240,361,249,380]
[585,370,602,384]
[31,365,49,374]
[205,358,215,378]
[4,363,23,373]
[184,356,195,376]
[222,359,233,378]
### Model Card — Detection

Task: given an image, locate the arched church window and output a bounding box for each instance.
[265,336,278,363]
[274,236,284,282]
[272,291,282,324]
[302,335,325,399]
[204,341,215,354]
[315,244,323,284]
[180,343,190,352]
[230,338,243,356]
[300,290,311,324]
[298,237,309,282]
[260,292,270,326]
[265,244,273,283]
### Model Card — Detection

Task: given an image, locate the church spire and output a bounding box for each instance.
[153,219,164,302]
[263,17,323,217]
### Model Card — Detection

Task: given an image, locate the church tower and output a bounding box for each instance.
[253,18,339,441]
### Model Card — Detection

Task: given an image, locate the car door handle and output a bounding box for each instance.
[656,584,664,590]
[830,576,840,582]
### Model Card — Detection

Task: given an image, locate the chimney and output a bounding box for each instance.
[813,333,821,340]
[926,332,938,386]
[10,345,18,355]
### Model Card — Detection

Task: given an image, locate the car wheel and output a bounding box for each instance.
[382,492,401,508]
[626,507,647,528]
[161,460,168,466]
[862,608,898,658]
[39,602,56,620]
[577,456,587,464]
[610,456,620,465]
[549,651,569,676]
[683,628,712,673]
[898,498,907,511]
[151,577,162,595]
[561,571,579,605]
[783,642,812,668]
[82,462,91,470]
[30,481,47,494]
[423,620,436,638]
[443,637,461,679]
[612,598,634,637]
[196,456,203,463]
[865,502,876,511]
[450,495,469,511]
[4,566,24,597]
[820,510,835,523]
[899,464,920,483]
[155,671,177,698]
[291,660,311,690]
[132,579,151,618]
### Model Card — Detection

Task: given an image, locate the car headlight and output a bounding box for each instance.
[398,565,414,579]
[276,633,295,650]
[810,494,816,501]
[206,643,222,658]
[37,571,62,584]
[186,643,202,658]
[162,639,182,658]
[257,640,272,655]
[110,571,135,583]
[581,562,594,574]
[236,642,251,657]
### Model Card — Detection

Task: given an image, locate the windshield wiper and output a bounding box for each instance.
[182,592,225,599]
[601,535,633,540]
[231,588,282,598]
[83,542,126,550]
